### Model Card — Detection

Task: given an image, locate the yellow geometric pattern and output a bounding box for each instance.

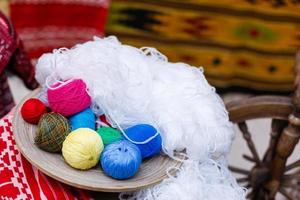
[107,0,300,92]
[117,36,294,91]
[164,0,300,17]
[109,2,299,52]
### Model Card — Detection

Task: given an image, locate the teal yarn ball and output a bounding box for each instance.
[100,140,142,180]
[69,108,95,131]
[97,127,123,145]
[124,124,162,159]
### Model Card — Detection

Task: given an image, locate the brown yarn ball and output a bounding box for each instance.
[35,113,71,153]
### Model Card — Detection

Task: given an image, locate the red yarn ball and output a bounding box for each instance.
[21,98,47,124]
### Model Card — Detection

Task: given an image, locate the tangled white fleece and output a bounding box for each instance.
[35,36,246,200]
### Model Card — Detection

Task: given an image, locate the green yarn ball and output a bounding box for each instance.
[97,127,123,145]
[35,113,71,153]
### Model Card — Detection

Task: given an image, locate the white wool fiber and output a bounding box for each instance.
[35,36,245,200]
[121,158,246,200]
[36,36,234,160]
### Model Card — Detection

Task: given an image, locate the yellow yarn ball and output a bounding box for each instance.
[62,128,104,170]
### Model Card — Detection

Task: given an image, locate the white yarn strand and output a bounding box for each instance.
[35,36,245,200]
[123,158,246,200]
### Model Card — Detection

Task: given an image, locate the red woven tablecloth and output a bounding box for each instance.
[0,111,92,199]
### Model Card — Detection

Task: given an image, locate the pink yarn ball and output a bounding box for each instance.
[47,79,91,116]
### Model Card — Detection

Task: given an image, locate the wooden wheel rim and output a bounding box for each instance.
[226,95,300,199]
[226,95,293,122]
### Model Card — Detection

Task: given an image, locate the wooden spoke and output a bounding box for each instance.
[263,119,287,163]
[283,173,300,182]
[281,179,293,187]
[285,160,300,172]
[281,177,300,188]
[229,166,250,175]
[279,187,294,200]
[243,154,256,163]
[237,177,249,183]
[246,190,254,199]
[264,192,270,200]
[238,122,261,165]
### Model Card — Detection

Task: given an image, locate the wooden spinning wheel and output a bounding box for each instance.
[226,53,300,200]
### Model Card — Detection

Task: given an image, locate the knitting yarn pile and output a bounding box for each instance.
[22,80,161,178]
[32,36,245,199]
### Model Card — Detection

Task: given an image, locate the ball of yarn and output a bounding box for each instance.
[69,108,95,131]
[35,113,71,152]
[47,79,91,116]
[124,124,162,159]
[101,140,141,179]
[62,128,104,170]
[97,127,123,145]
[21,98,47,124]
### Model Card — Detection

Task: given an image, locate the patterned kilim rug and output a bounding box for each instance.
[106,0,300,93]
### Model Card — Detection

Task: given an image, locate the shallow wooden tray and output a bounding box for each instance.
[13,88,180,192]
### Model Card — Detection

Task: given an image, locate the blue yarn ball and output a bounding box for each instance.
[100,140,142,180]
[124,124,162,159]
[69,108,95,131]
